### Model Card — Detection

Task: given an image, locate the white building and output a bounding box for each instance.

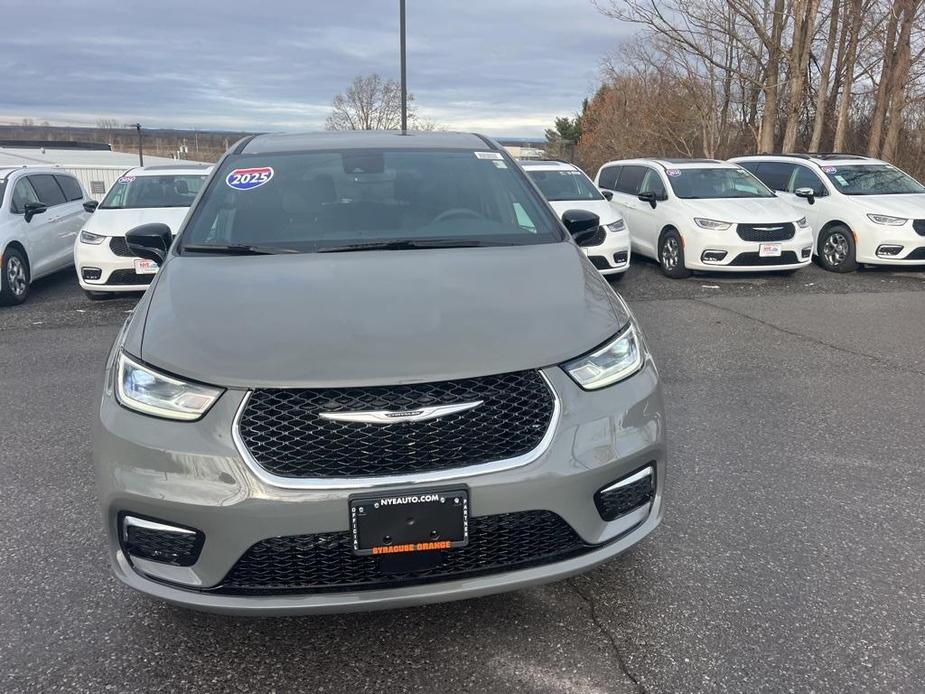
[0,142,209,200]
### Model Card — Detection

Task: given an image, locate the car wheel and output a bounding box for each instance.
[658,230,691,279]
[817,226,858,273]
[84,289,112,301]
[0,247,30,306]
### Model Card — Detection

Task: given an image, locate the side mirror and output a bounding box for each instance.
[83,200,99,213]
[561,209,600,245]
[638,191,658,208]
[23,201,47,223]
[794,187,816,205]
[601,190,613,201]
[126,223,172,263]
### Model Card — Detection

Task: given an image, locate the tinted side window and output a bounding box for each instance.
[597,165,621,190]
[54,175,84,201]
[738,161,759,174]
[792,166,828,197]
[615,165,646,195]
[754,162,797,192]
[640,169,667,198]
[10,178,41,213]
[28,175,67,206]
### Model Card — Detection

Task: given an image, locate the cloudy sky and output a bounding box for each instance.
[1,0,632,136]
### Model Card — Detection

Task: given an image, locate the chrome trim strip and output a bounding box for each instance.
[230,371,562,490]
[319,401,483,424]
[123,516,196,543]
[599,465,653,494]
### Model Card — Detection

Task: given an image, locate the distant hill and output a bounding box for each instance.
[0,124,255,163]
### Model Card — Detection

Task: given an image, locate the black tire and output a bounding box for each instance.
[658,230,691,279]
[84,289,112,301]
[0,247,30,306]
[817,225,858,273]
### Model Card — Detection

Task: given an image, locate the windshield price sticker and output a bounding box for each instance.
[117,176,135,184]
[475,151,503,160]
[666,169,682,176]
[226,166,274,191]
[822,166,837,173]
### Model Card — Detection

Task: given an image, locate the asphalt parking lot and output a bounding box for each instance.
[2,259,924,693]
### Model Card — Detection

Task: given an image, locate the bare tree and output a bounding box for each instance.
[325,74,416,131]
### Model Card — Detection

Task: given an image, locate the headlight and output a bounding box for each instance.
[79,229,105,244]
[867,213,907,226]
[694,218,732,231]
[604,219,625,233]
[796,217,810,228]
[116,351,223,421]
[562,325,644,390]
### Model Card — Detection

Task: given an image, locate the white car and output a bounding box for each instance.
[732,153,925,272]
[594,159,813,278]
[521,160,630,277]
[76,164,211,297]
[0,166,89,305]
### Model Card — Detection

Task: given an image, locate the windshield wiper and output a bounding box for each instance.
[182,243,301,255]
[317,239,496,253]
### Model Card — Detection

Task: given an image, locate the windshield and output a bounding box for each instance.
[820,164,925,195]
[100,174,206,209]
[180,149,559,253]
[527,168,603,201]
[668,167,775,199]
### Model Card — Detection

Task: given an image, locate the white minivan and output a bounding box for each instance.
[732,153,925,272]
[594,159,812,278]
[0,166,89,305]
[76,164,211,297]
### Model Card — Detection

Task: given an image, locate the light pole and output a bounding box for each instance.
[400,0,407,133]
[134,123,144,166]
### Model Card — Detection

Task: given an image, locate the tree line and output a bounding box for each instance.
[549,0,925,179]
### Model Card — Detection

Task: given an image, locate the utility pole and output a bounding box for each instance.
[134,123,144,166]
[400,0,407,133]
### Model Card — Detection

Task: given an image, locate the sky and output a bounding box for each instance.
[0,0,632,137]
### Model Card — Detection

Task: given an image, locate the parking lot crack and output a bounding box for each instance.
[568,579,647,694]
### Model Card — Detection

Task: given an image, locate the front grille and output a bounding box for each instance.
[109,236,137,257]
[595,469,654,521]
[736,222,795,242]
[215,510,590,594]
[237,370,555,479]
[903,247,925,260]
[123,524,204,567]
[728,251,800,266]
[913,220,925,236]
[582,226,607,246]
[588,255,610,270]
[106,269,154,286]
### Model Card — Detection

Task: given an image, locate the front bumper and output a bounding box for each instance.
[854,225,925,265]
[681,225,814,272]
[95,362,666,615]
[582,230,631,275]
[75,236,155,292]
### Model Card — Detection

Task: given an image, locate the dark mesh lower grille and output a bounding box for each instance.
[109,236,137,257]
[594,469,654,521]
[729,251,800,266]
[912,220,925,236]
[903,247,925,260]
[237,370,555,479]
[588,255,610,270]
[106,269,154,285]
[215,511,590,594]
[736,222,795,242]
[124,524,204,567]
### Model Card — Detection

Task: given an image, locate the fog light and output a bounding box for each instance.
[701,250,727,263]
[82,267,102,281]
[801,247,812,259]
[594,465,655,521]
[613,251,628,264]
[121,514,204,566]
[877,244,903,256]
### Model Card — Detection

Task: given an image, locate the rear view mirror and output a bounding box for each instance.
[794,187,816,205]
[23,202,47,223]
[601,190,613,201]
[83,200,99,213]
[126,223,172,263]
[561,209,600,246]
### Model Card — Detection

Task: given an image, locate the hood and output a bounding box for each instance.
[131,243,629,388]
[84,207,191,236]
[844,193,925,218]
[546,199,623,225]
[682,197,802,223]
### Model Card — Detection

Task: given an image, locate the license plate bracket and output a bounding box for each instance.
[134,258,159,275]
[759,243,783,258]
[349,489,469,556]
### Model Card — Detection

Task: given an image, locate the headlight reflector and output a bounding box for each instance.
[796,217,809,228]
[563,326,644,390]
[116,351,223,421]
[604,219,626,233]
[693,218,732,231]
[79,229,105,244]
[867,213,907,226]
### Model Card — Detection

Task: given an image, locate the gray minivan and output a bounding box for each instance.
[93,131,666,614]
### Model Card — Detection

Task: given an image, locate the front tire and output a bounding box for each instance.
[817,226,858,273]
[659,230,691,279]
[0,247,30,306]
